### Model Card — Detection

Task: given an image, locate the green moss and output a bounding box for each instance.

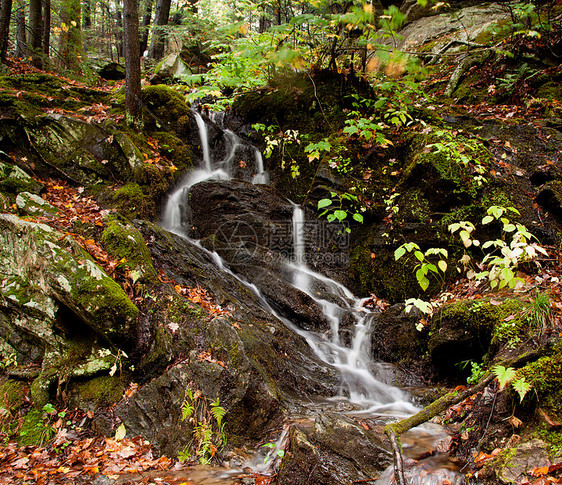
[101,216,158,282]
[110,183,153,220]
[141,85,192,132]
[72,376,124,407]
[0,379,26,411]
[152,131,193,173]
[17,409,55,446]
[520,351,562,420]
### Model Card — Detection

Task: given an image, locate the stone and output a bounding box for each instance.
[98,62,126,80]
[0,214,139,352]
[16,192,60,218]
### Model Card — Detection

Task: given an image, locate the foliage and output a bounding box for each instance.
[492,365,531,402]
[318,191,364,232]
[178,388,226,465]
[395,242,448,292]
[451,206,548,290]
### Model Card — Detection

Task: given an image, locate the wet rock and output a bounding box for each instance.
[278,413,391,484]
[189,180,293,253]
[497,439,552,484]
[16,192,60,217]
[372,304,426,363]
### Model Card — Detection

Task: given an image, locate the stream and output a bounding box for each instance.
[159,111,466,484]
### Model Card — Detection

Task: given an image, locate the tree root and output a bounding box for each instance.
[384,348,545,483]
[444,50,493,97]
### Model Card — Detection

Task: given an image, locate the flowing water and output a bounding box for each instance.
[161,111,465,483]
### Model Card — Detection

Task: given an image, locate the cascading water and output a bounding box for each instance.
[161,113,465,483]
[162,111,270,234]
[252,150,269,185]
[287,205,417,415]
[163,111,417,415]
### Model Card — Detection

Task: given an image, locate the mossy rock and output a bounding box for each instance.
[17,408,54,446]
[520,350,562,421]
[68,375,125,411]
[429,298,528,378]
[101,215,158,282]
[0,214,139,351]
[0,378,27,412]
[107,183,151,220]
[141,85,192,132]
[0,161,44,197]
[152,131,193,173]
[16,192,61,218]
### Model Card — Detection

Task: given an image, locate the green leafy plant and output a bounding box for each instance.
[492,365,531,402]
[262,442,286,465]
[318,191,364,232]
[178,388,227,465]
[394,242,448,291]
[451,206,548,290]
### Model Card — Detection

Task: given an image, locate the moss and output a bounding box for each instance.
[0,379,26,411]
[520,351,562,421]
[100,215,158,282]
[17,409,55,446]
[141,85,192,132]
[71,376,124,408]
[110,183,153,220]
[152,131,193,173]
[132,163,174,210]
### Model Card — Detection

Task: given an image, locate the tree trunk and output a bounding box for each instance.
[147,0,170,60]
[29,0,43,68]
[15,1,26,58]
[123,0,143,129]
[83,0,91,28]
[139,0,153,55]
[42,0,50,64]
[115,1,123,58]
[0,0,12,60]
[59,0,82,71]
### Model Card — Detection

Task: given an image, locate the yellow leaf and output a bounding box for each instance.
[115,423,126,440]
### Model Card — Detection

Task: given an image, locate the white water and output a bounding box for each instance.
[162,113,417,416]
[157,107,468,484]
[252,150,269,185]
[287,205,417,415]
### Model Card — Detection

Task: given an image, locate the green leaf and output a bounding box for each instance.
[353,213,364,223]
[414,251,424,262]
[482,215,494,225]
[395,246,406,260]
[438,260,447,273]
[334,210,347,222]
[492,365,517,390]
[318,198,333,209]
[512,378,531,402]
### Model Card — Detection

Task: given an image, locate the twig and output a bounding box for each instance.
[384,348,545,481]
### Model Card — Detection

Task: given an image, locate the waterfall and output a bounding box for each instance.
[288,206,417,415]
[291,205,309,291]
[194,111,212,172]
[163,112,416,415]
[252,150,269,184]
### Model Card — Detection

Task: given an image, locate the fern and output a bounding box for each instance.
[492,364,517,390]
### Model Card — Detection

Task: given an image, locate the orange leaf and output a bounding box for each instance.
[533,466,550,477]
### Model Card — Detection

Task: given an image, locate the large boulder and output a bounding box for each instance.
[0,214,139,354]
